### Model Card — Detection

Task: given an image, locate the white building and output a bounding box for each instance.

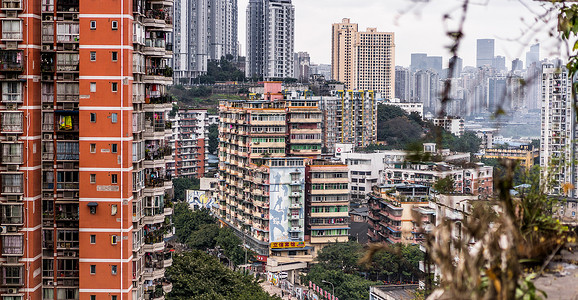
[432,116,465,137]
[381,99,424,117]
[168,109,210,178]
[540,64,576,196]
[246,0,294,78]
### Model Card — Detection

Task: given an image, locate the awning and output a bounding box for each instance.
[270,246,312,252]
[87,202,98,207]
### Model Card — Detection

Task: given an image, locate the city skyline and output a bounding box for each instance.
[238,0,562,67]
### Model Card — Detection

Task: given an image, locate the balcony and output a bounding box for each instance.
[0,50,23,71]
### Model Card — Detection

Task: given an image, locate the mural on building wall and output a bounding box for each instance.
[269,166,305,243]
[186,190,214,209]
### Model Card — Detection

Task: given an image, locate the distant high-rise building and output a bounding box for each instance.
[476,39,495,68]
[512,58,524,72]
[413,70,440,113]
[395,66,411,101]
[449,56,463,77]
[411,53,428,72]
[427,56,443,75]
[540,64,576,196]
[332,19,395,99]
[488,76,507,112]
[246,0,295,78]
[310,64,332,80]
[493,55,506,71]
[294,52,311,82]
[526,43,540,68]
[174,0,239,84]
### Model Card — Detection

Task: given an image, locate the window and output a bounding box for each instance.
[90,235,96,244]
[111,296,117,300]
[111,174,117,184]
[90,265,96,274]
[111,235,118,245]
[111,204,117,216]
[111,21,118,30]
[111,144,117,153]
[111,82,118,92]
[90,174,96,184]
[90,296,96,300]
[1,143,23,164]
[2,174,22,194]
[111,52,118,62]
[90,113,96,123]
[2,265,22,285]
[111,265,117,275]
[90,143,96,153]
[111,113,117,123]
[2,235,22,255]
[90,82,96,93]
[2,205,22,225]
[1,20,22,40]
[90,51,96,61]
[90,21,96,30]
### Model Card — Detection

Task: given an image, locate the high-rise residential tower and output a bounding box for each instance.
[173,0,239,84]
[476,39,495,68]
[526,43,540,69]
[540,64,576,196]
[331,18,395,99]
[0,0,175,298]
[246,0,294,79]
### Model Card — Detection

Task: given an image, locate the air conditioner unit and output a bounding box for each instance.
[6,257,18,264]
[7,288,17,294]
[6,136,17,141]
[5,41,18,50]
[0,226,6,233]
[6,104,17,110]
[8,226,18,232]
[7,165,19,171]
[43,134,52,140]
[6,11,17,18]
[73,14,79,20]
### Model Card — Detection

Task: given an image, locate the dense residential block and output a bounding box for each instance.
[168,109,209,178]
[0,0,174,298]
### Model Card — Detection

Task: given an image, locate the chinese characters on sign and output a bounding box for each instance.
[270,241,305,248]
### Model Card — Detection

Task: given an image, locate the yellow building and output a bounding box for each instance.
[483,145,539,168]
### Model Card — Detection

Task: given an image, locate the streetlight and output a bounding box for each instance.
[321,280,334,296]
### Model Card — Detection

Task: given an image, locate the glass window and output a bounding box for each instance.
[1,235,22,255]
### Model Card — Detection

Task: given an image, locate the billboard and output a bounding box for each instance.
[268,166,305,243]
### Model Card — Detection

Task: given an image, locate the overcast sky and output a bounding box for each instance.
[237,0,566,68]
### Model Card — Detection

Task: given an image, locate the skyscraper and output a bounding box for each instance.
[173,0,239,84]
[448,56,463,78]
[246,0,295,79]
[476,39,495,68]
[332,19,395,99]
[540,64,576,196]
[512,58,524,72]
[0,0,174,298]
[395,66,411,101]
[526,43,540,68]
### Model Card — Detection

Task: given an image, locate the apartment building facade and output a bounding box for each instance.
[245,0,294,79]
[331,18,395,99]
[540,64,576,196]
[0,0,174,298]
[168,109,209,178]
[218,83,349,276]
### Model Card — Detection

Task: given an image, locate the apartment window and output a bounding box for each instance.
[111,144,118,153]
[111,21,118,30]
[90,52,96,61]
[90,143,96,153]
[111,52,118,62]
[111,82,118,92]
[90,82,96,93]
[90,113,96,123]
[111,265,117,275]
[111,296,117,300]
[2,235,23,255]
[111,235,118,245]
[1,205,22,225]
[90,20,96,30]
[1,20,22,40]
[2,265,22,285]
[90,296,96,300]
[111,174,117,184]
[90,265,96,274]
[90,174,96,184]
[111,113,117,123]
[90,235,96,244]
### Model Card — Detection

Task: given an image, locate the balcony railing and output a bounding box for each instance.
[0,50,24,71]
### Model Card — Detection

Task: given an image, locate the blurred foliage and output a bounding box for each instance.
[166,250,279,300]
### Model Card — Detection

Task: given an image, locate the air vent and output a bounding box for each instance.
[6,11,17,18]
[5,41,18,50]
[6,136,17,141]
[7,165,19,171]
[6,257,18,264]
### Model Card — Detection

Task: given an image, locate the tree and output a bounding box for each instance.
[166,250,279,300]
[208,124,219,154]
[172,177,200,201]
[315,241,364,274]
[186,223,220,250]
[433,176,456,194]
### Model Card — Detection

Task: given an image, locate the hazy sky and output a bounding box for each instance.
[237,0,566,68]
